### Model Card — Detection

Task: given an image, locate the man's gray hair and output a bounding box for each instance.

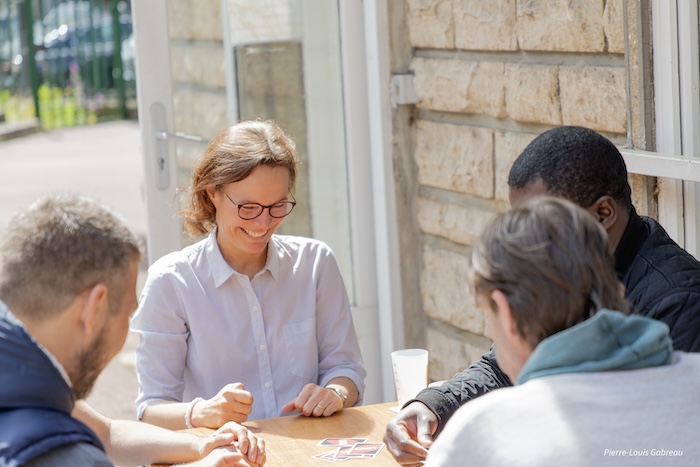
[0,193,142,318]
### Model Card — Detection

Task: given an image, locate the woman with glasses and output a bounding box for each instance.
[131,120,366,432]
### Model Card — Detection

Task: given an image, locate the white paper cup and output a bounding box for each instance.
[391,348,429,407]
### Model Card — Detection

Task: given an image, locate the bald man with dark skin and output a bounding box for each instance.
[385,126,700,466]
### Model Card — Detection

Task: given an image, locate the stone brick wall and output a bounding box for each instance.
[401,0,631,381]
[166,0,227,189]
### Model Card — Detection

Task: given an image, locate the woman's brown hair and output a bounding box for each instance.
[180,120,299,237]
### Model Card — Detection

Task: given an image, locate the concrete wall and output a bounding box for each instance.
[393,0,647,381]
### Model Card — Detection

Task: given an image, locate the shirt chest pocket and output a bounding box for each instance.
[283,318,318,378]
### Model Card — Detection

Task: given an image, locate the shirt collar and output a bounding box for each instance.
[613,207,648,279]
[265,236,281,281]
[205,230,281,287]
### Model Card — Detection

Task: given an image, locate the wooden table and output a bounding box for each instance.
[189,402,398,466]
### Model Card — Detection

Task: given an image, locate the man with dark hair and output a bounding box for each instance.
[385,126,700,465]
[508,125,633,211]
[0,194,263,466]
[425,196,700,466]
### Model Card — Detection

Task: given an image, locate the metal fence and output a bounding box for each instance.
[0,0,135,129]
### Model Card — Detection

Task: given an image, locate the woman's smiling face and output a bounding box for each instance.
[208,165,291,267]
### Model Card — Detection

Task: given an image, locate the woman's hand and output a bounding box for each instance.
[281,383,344,417]
[193,383,254,428]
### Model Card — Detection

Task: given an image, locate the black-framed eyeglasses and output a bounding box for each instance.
[224,192,296,220]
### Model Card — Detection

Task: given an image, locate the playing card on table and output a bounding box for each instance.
[319,437,369,446]
[348,442,384,457]
[313,438,385,462]
[312,451,339,462]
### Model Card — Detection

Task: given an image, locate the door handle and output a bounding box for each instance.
[149,102,203,190]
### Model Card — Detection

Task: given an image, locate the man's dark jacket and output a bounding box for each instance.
[413,211,700,432]
[0,302,105,466]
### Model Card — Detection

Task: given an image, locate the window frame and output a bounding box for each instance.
[621,0,700,257]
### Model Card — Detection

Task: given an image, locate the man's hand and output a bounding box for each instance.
[194,383,254,428]
[384,402,438,466]
[211,422,266,466]
[189,445,245,466]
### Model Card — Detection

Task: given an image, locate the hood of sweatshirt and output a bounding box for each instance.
[516,309,673,385]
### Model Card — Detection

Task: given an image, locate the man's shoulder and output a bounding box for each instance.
[25,442,112,467]
[628,216,700,291]
[0,408,105,466]
[672,351,700,370]
[429,385,542,464]
[638,216,700,268]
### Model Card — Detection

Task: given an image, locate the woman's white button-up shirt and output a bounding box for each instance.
[131,233,366,421]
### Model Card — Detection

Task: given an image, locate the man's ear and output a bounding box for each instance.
[491,289,519,338]
[80,283,109,337]
[590,195,617,230]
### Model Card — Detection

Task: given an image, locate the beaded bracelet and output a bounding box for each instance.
[185,397,204,429]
